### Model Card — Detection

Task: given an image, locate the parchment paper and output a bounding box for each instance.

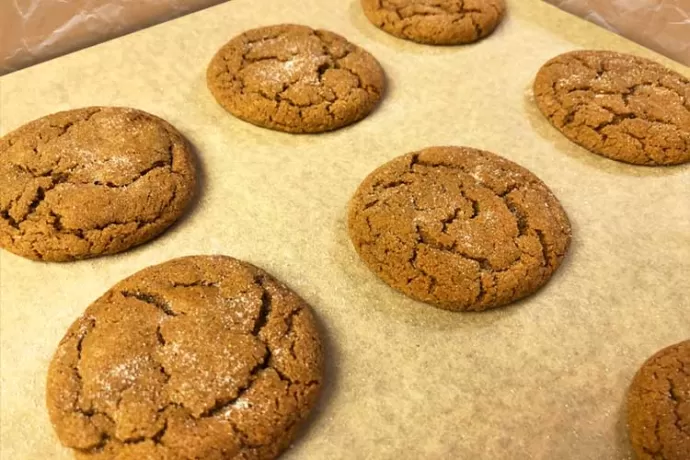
[1,0,689,458]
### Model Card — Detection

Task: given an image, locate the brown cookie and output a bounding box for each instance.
[0,107,196,262]
[206,24,385,134]
[361,0,506,45]
[627,340,690,460]
[46,255,324,460]
[347,146,571,312]
[534,50,690,166]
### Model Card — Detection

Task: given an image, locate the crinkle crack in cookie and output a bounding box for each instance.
[46,256,324,460]
[627,340,690,460]
[206,24,385,133]
[534,50,690,166]
[348,146,571,312]
[0,107,196,262]
[361,0,506,45]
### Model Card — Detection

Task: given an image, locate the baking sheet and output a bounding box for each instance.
[1,0,689,458]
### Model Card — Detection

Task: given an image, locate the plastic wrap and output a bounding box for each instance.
[544,0,690,65]
[0,0,230,75]
[0,0,689,75]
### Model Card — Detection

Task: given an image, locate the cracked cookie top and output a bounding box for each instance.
[627,340,690,460]
[46,255,324,460]
[0,107,196,262]
[361,0,506,45]
[206,24,385,133]
[347,146,571,312]
[534,50,690,166]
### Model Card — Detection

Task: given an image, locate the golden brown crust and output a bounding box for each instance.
[627,340,690,460]
[347,146,571,312]
[46,255,324,460]
[534,50,690,166]
[0,107,196,262]
[206,24,385,134]
[361,0,506,45]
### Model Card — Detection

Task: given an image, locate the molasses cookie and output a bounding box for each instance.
[361,0,506,45]
[206,24,385,133]
[534,50,690,165]
[627,340,690,460]
[348,146,571,311]
[0,107,196,262]
[46,255,324,459]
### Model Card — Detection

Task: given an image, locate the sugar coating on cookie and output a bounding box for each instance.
[348,146,571,312]
[361,0,506,45]
[627,340,690,460]
[46,255,323,460]
[534,50,690,166]
[207,24,385,133]
[0,107,196,262]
